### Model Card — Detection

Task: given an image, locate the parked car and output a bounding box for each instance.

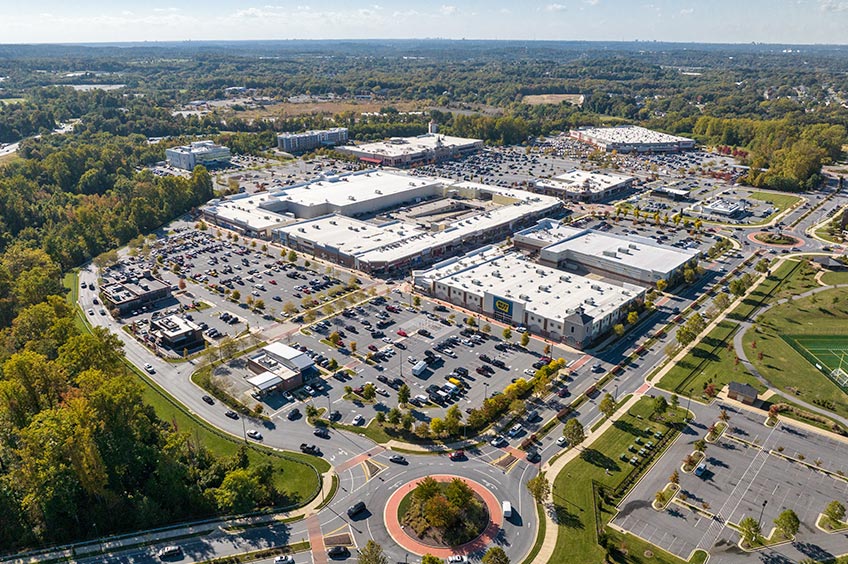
[389,454,407,464]
[246,429,263,440]
[327,546,350,558]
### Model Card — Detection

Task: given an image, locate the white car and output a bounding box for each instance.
[376,387,389,397]
[524,368,536,376]
[557,436,568,447]
[274,556,294,564]
[304,385,316,396]
[247,429,263,440]
[448,556,467,563]
[144,363,155,374]
[382,337,393,344]
[352,414,365,426]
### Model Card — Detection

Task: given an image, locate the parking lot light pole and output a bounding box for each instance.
[484,382,489,400]
[686,387,693,421]
[758,499,768,529]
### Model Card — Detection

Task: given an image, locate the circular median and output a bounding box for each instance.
[383,474,503,558]
[749,231,804,248]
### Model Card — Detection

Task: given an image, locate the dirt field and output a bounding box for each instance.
[522,93,584,106]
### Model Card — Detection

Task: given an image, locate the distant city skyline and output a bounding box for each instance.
[1,0,847,45]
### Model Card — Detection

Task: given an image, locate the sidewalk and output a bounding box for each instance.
[533,393,644,564]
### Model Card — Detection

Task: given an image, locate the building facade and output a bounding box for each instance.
[166,141,231,170]
[277,128,349,153]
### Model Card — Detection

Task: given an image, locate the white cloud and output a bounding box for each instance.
[546,3,567,12]
[439,5,458,16]
[680,8,694,15]
[820,0,848,10]
[584,0,600,5]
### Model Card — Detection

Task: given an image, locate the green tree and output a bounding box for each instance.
[520,332,530,347]
[714,292,731,310]
[510,399,526,417]
[755,259,770,273]
[414,476,441,503]
[502,327,512,341]
[774,509,800,538]
[738,516,761,545]
[387,408,402,425]
[213,468,261,514]
[481,546,510,564]
[362,383,376,400]
[423,494,458,529]
[526,472,550,504]
[358,540,388,564]
[329,331,341,345]
[444,477,473,507]
[398,384,410,406]
[656,279,668,293]
[413,295,421,307]
[654,395,669,417]
[288,250,298,263]
[599,393,616,419]
[421,555,443,564]
[563,418,585,449]
[824,500,846,524]
[231,290,241,301]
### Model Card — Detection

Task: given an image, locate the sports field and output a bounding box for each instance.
[781,334,848,391]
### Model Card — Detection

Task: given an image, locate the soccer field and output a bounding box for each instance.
[782,334,848,390]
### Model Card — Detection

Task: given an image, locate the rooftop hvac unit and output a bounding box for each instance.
[591,284,602,291]
[629,243,639,249]
[602,250,617,258]
[519,294,530,301]
[536,269,547,276]
[618,247,630,254]
[559,275,571,282]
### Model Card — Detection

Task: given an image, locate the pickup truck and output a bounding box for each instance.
[300,443,320,455]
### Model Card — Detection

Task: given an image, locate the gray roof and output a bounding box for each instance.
[728,381,758,397]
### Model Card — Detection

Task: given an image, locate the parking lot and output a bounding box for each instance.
[612,404,848,561]
[244,292,585,443]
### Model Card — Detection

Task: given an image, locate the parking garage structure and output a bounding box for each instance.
[413,246,645,349]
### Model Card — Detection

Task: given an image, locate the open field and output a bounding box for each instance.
[821,270,848,286]
[522,93,584,106]
[744,286,848,419]
[551,397,704,564]
[0,97,25,105]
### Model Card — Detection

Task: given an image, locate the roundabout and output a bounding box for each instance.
[383,474,504,558]
[748,230,804,248]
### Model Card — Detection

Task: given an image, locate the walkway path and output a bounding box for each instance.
[306,514,328,564]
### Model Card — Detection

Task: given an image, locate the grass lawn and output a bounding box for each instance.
[743,286,848,421]
[657,321,763,398]
[551,398,703,564]
[821,271,848,286]
[727,259,816,322]
[749,191,802,214]
[62,270,329,508]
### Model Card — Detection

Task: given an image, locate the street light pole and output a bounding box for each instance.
[686,387,693,421]
[484,382,489,400]
[241,416,247,443]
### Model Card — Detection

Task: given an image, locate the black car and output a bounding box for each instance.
[313,427,330,439]
[526,449,541,463]
[417,328,431,337]
[480,354,493,363]
[492,359,506,369]
[494,343,508,352]
[327,546,350,558]
[329,410,342,421]
[202,395,215,405]
[287,408,301,420]
[224,410,239,420]
[347,501,366,517]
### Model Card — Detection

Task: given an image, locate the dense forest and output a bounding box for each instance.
[0,247,290,551]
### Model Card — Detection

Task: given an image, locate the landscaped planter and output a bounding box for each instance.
[652,482,680,511]
[681,450,705,473]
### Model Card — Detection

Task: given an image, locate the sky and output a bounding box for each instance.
[1,0,847,45]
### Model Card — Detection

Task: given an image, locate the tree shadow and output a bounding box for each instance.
[580,448,620,472]
[550,503,584,529]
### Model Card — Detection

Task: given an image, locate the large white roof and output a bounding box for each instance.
[536,169,634,194]
[342,134,481,158]
[573,126,693,145]
[418,248,639,322]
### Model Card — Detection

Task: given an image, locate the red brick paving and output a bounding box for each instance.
[335,445,385,474]
[383,474,503,558]
[306,514,328,564]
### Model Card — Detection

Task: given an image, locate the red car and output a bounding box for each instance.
[449,450,465,461]
[268,279,277,285]
[368,344,378,352]
[396,329,408,337]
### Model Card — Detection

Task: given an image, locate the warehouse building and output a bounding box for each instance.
[277,128,349,153]
[165,141,231,170]
[414,247,645,349]
[514,219,699,286]
[569,126,695,153]
[336,133,483,167]
[535,169,635,202]
[274,181,562,275]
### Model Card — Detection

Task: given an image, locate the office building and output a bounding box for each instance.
[165,141,231,170]
[277,128,349,153]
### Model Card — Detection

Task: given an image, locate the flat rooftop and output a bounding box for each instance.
[515,218,583,246]
[342,134,481,157]
[102,277,170,304]
[536,169,634,194]
[418,248,640,322]
[542,230,699,274]
[152,314,200,338]
[573,126,693,145]
[277,183,561,264]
